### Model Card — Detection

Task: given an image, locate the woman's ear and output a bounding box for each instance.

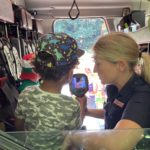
[117,60,128,72]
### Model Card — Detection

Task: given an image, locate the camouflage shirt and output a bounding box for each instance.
[15,86,81,150]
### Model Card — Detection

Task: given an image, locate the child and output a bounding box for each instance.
[15,32,84,150]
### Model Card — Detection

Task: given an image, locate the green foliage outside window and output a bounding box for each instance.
[53,18,108,53]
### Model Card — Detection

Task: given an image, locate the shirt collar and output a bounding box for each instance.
[117,73,138,103]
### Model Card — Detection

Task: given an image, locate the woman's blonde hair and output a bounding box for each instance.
[141,53,150,84]
[93,32,150,84]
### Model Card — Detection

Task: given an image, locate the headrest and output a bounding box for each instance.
[26,11,33,30]
[14,8,32,30]
[33,19,44,34]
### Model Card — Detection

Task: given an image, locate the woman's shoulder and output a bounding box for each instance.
[133,74,150,93]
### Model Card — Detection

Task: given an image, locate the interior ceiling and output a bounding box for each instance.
[17,0,150,19]
[24,0,132,8]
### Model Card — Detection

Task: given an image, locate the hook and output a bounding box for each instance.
[68,0,80,20]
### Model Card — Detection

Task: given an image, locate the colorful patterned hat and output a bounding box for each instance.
[37,32,84,67]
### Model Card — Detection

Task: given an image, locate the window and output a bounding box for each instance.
[53,18,108,52]
[53,18,109,129]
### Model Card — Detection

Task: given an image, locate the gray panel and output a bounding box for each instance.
[0,0,14,23]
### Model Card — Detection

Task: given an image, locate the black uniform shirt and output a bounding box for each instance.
[104,74,150,129]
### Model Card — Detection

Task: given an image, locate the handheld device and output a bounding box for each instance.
[69,73,89,97]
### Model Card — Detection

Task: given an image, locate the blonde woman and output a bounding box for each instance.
[63,32,150,150]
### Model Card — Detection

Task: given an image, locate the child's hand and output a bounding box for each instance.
[76,96,87,120]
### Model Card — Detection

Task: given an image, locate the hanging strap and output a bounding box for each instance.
[68,0,80,20]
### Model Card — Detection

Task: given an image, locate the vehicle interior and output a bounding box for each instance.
[0,0,150,149]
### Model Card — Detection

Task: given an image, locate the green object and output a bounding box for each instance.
[21,68,33,73]
[124,23,129,28]
[18,80,39,92]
